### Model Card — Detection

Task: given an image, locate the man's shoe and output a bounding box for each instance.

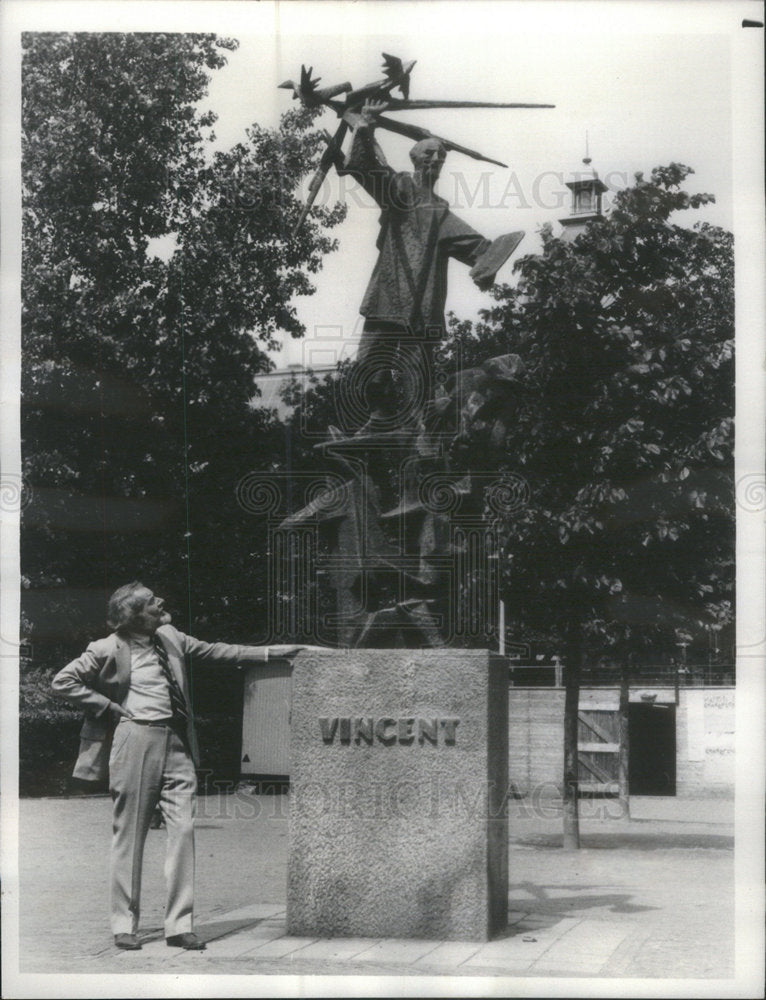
[166,932,206,951]
[114,933,141,950]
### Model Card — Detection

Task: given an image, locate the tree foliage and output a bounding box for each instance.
[21,32,345,662]
[440,163,735,847]
[447,163,734,663]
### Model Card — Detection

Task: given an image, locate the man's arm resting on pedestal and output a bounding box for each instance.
[172,625,319,667]
[238,645,325,665]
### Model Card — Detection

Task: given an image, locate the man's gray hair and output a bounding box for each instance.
[107,582,149,630]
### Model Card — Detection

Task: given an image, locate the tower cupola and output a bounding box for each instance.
[559,135,607,241]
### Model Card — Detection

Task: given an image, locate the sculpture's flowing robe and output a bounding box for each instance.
[344,132,490,336]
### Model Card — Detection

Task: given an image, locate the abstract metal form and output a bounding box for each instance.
[280,53,554,233]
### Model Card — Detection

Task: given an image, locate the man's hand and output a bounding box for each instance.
[267,645,327,660]
[109,702,133,721]
[267,645,304,660]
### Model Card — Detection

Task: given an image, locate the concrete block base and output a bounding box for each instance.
[287,649,509,941]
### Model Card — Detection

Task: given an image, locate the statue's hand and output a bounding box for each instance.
[344,100,386,131]
[359,99,387,125]
[473,273,496,292]
[470,256,498,291]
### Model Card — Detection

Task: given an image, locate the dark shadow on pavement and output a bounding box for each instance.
[138,917,270,946]
[509,892,657,916]
[191,918,265,943]
[481,880,662,941]
[512,832,733,850]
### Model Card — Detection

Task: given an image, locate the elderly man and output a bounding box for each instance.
[52,582,301,952]
[338,100,500,432]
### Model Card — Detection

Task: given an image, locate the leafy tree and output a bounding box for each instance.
[445,164,733,845]
[21,31,345,690]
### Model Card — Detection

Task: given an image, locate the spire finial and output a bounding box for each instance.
[583,130,592,167]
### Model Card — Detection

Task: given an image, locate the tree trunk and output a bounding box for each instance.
[562,623,581,849]
[618,659,630,819]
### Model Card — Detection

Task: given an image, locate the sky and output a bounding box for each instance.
[190,2,738,369]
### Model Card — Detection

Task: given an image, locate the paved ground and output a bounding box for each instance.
[12,791,736,986]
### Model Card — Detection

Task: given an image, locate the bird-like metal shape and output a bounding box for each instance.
[278,65,352,106]
[342,54,417,108]
[382,52,414,100]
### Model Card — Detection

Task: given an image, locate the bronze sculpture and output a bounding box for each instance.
[277,54,552,647]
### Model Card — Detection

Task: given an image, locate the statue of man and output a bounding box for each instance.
[339,101,500,433]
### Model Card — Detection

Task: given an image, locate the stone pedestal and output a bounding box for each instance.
[287,648,509,941]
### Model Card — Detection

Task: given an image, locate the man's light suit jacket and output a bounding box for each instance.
[52,624,268,782]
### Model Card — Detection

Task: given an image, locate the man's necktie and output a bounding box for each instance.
[153,636,188,725]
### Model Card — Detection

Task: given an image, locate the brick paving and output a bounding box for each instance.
[8,791,744,990]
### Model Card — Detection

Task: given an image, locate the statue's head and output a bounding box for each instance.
[409,137,447,182]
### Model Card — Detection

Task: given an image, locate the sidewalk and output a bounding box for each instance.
[15,792,734,981]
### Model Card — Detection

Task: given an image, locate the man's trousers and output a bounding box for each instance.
[108,720,197,937]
